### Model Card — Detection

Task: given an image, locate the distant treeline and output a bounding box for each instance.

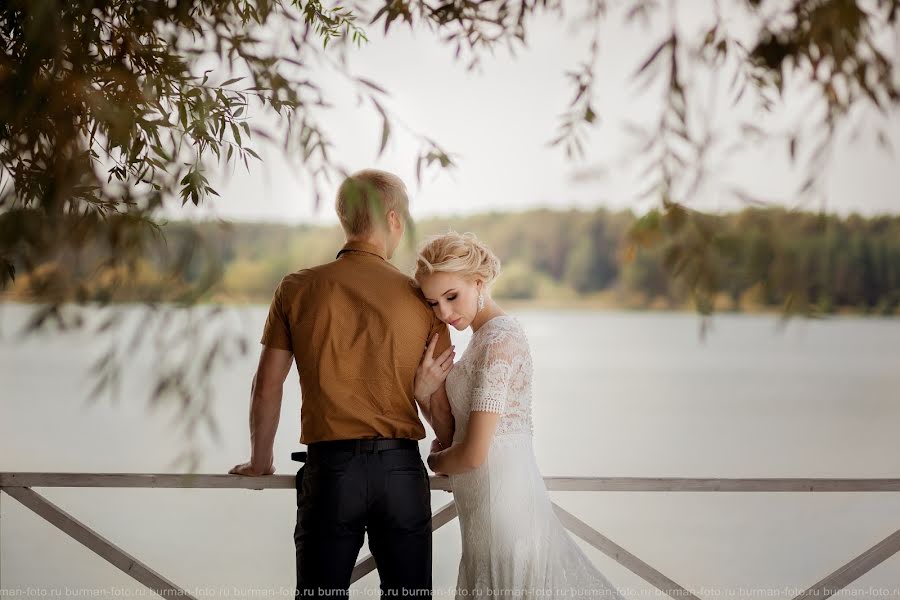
[4,207,899,314]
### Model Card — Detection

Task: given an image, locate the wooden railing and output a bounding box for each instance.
[2,473,899,600]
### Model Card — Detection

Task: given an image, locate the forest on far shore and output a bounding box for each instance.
[3,207,899,315]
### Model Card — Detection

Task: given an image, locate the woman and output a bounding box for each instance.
[412,231,625,600]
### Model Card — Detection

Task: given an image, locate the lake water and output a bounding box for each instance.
[1,303,899,599]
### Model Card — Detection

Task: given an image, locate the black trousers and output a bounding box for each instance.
[294,439,432,600]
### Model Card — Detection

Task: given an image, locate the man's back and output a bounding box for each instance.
[260,240,449,443]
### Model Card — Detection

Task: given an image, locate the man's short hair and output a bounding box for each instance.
[335,169,409,237]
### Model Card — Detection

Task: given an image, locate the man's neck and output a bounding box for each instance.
[345,235,390,258]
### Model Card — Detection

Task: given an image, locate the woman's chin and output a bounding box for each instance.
[449,319,467,331]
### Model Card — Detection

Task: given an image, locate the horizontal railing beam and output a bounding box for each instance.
[3,473,900,492]
[542,477,900,492]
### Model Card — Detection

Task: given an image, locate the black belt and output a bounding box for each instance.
[291,438,418,462]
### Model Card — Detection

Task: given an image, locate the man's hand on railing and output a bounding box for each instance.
[228,460,275,477]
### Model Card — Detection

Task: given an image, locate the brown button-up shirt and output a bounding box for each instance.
[260,240,451,444]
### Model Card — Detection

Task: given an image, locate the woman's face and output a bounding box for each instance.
[419,271,481,331]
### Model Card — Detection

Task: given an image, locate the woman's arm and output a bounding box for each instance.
[427,410,500,475]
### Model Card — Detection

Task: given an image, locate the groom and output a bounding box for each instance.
[229,169,453,600]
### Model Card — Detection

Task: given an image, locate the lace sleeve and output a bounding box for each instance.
[469,330,518,414]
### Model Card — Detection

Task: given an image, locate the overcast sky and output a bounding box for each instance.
[164,2,900,226]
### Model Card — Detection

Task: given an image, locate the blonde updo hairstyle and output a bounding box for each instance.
[414,231,502,290]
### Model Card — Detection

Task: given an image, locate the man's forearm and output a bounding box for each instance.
[430,398,455,448]
[414,392,453,447]
[427,382,455,448]
[248,385,283,467]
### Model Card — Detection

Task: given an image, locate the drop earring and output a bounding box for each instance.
[477,290,485,312]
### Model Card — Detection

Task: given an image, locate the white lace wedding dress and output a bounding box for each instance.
[444,315,625,600]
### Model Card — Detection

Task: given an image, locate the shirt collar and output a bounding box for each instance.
[336,240,388,261]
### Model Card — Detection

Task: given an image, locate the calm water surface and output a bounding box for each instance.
[1,303,899,599]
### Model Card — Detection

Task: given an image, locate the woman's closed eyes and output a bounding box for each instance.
[428,295,457,307]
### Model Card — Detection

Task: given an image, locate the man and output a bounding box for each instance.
[228,169,454,600]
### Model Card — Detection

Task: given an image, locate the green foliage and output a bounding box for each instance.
[492,261,541,300]
[0,0,452,306]
[8,207,896,316]
[564,214,619,293]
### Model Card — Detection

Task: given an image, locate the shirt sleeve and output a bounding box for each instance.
[260,276,293,352]
[470,333,516,414]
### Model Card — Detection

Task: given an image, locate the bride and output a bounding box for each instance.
[411,231,625,600]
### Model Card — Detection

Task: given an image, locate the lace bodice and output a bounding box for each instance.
[445,315,534,439]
